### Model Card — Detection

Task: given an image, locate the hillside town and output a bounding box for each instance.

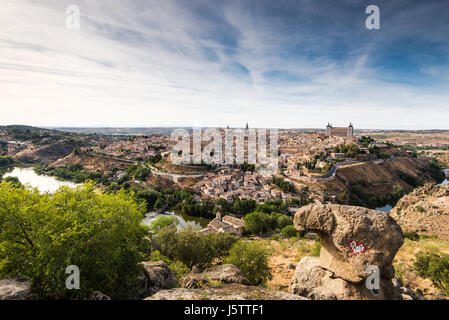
[1,124,449,302]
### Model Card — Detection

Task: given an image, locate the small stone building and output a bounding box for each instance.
[200,212,245,237]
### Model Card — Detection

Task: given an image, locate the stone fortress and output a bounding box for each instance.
[326,123,354,138]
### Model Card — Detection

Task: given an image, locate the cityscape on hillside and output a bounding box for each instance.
[1,0,449,308]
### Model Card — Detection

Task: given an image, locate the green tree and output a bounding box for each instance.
[149,216,179,235]
[154,228,209,268]
[204,232,238,261]
[0,156,14,167]
[2,176,21,187]
[414,251,449,294]
[136,190,160,211]
[225,240,272,286]
[281,225,299,238]
[244,211,270,234]
[0,182,150,299]
[154,228,237,268]
[244,211,292,235]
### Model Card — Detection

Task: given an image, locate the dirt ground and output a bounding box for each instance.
[264,238,318,292]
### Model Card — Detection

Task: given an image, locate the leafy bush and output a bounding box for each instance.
[153,228,237,268]
[2,176,21,187]
[225,240,272,286]
[0,156,15,167]
[270,233,281,241]
[204,232,239,261]
[149,250,189,283]
[414,251,449,295]
[149,216,179,235]
[0,182,150,299]
[333,144,363,158]
[244,211,293,235]
[135,190,160,211]
[233,198,256,214]
[281,225,299,238]
[128,165,151,181]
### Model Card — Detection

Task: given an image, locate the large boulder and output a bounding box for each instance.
[146,283,308,300]
[289,257,402,300]
[0,279,31,300]
[293,204,404,283]
[203,264,250,285]
[182,264,250,289]
[182,274,210,289]
[141,261,178,296]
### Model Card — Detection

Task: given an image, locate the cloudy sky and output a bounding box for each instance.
[2,0,449,129]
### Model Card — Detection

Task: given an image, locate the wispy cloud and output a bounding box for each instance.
[1,0,449,129]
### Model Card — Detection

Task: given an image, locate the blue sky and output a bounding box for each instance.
[1,0,449,129]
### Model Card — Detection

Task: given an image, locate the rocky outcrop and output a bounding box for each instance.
[182,264,250,289]
[0,279,31,300]
[146,283,308,300]
[204,264,250,285]
[390,184,449,239]
[293,204,403,282]
[141,261,178,296]
[290,204,405,300]
[289,257,401,300]
[182,274,210,289]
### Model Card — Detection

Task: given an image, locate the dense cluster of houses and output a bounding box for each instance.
[194,167,289,202]
[90,135,173,160]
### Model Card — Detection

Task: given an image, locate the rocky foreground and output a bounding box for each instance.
[390,184,449,240]
[1,204,429,300]
[288,204,414,300]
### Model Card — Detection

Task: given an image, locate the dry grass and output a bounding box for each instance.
[394,237,449,299]
[262,238,318,292]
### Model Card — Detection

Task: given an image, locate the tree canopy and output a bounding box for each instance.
[0,181,150,299]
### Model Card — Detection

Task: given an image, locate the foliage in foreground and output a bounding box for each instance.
[149,250,190,283]
[225,240,272,286]
[244,211,293,235]
[414,251,449,295]
[152,225,238,268]
[0,181,150,299]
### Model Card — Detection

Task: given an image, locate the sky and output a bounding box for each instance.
[1,0,449,129]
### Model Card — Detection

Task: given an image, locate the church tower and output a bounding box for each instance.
[348,123,354,138]
[326,122,332,136]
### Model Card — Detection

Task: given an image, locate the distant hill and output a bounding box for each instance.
[49,127,194,135]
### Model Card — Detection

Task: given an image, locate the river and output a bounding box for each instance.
[2,167,80,193]
[141,211,209,230]
[2,167,210,229]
